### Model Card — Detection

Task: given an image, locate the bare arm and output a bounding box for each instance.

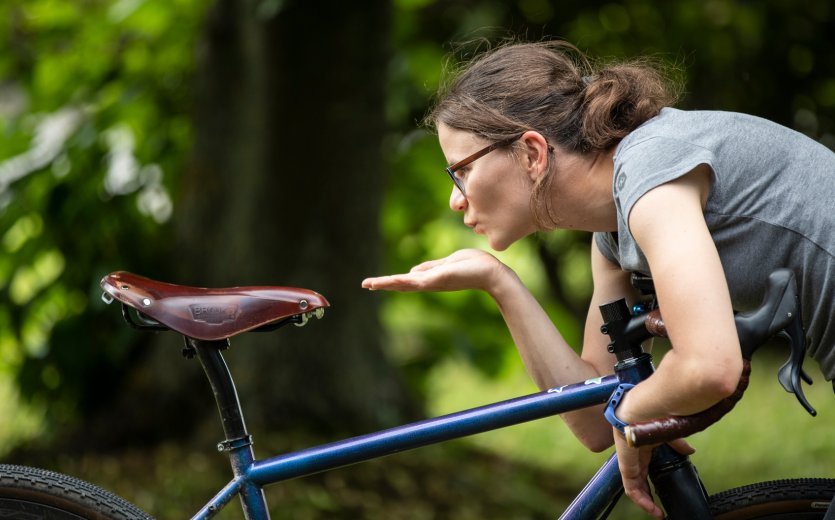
[617,165,742,423]
[362,246,637,452]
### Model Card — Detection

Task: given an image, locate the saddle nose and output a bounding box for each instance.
[101,271,329,341]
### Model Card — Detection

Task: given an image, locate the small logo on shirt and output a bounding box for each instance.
[616,172,627,192]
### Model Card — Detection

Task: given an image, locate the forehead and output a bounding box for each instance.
[437,123,489,161]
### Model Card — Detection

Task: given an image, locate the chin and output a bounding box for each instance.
[487,229,531,251]
[486,235,512,252]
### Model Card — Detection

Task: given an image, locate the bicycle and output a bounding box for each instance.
[0,268,832,519]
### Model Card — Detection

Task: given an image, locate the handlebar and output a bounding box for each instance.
[599,269,815,448]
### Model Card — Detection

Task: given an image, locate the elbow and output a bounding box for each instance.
[584,436,614,453]
[575,425,615,453]
[692,355,744,403]
[562,409,616,452]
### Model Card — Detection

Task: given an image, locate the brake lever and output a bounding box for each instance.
[776,316,816,416]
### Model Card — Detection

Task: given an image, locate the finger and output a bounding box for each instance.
[410,259,445,273]
[668,438,696,455]
[362,276,395,289]
[361,275,420,291]
[624,483,664,519]
[614,439,663,519]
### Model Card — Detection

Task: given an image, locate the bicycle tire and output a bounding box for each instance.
[709,478,835,519]
[0,464,152,520]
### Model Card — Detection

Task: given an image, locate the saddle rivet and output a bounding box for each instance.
[121,285,129,290]
[299,299,309,310]
[142,298,151,306]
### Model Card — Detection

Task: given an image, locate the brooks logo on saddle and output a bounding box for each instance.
[190,304,239,324]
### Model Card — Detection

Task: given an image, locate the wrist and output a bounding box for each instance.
[484,262,520,299]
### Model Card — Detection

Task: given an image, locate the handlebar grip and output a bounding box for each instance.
[644,308,667,338]
[624,359,751,447]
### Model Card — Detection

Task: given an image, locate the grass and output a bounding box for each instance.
[2,347,834,519]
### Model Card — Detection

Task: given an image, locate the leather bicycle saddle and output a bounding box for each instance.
[101,271,329,341]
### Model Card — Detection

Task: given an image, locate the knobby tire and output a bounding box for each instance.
[0,464,152,520]
[709,478,835,519]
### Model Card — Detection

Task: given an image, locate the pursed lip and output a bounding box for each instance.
[465,220,482,234]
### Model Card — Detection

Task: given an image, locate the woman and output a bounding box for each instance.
[362,41,835,518]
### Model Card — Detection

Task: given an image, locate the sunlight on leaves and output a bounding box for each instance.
[9,249,65,305]
[21,286,86,358]
[2,213,43,253]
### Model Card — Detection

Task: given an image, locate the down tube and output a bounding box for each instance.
[247,375,619,486]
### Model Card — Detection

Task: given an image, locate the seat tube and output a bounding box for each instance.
[190,338,269,520]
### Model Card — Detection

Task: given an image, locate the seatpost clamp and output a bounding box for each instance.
[217,434,254,453]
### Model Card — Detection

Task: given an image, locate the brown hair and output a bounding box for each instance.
[425,41,680,227]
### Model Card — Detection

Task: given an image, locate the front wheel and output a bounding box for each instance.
[0,464,152,519]
[709,478,835,519]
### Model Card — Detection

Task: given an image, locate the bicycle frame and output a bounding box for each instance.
[186,336,706,520]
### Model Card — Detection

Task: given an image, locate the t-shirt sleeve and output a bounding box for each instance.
[593,231,620,267]
[614,136,717,223]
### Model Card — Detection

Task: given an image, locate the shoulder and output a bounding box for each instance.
[628,166,715,277]
[613,128,716,226]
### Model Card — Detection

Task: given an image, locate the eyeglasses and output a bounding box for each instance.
[445,134,522,196]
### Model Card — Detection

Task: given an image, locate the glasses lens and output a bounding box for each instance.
[446,167,466,196]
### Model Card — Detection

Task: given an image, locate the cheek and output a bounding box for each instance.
[469,167,512,203]
[468,160,532,216]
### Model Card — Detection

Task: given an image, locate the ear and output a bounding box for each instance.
[519,131,551,183]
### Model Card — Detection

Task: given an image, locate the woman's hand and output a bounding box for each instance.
[612,431,695,518]
[362,249,509,294]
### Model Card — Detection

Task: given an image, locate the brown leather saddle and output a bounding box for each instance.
[100,271,329,341]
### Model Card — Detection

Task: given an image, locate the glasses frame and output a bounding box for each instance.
[444,134,523,196]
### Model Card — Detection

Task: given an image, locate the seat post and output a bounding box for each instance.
[188,338,269,519]
[188,338,250,444]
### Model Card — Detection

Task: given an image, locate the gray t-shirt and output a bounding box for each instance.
[594,108,835,380]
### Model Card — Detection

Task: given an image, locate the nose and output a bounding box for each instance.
[449,186,467,211]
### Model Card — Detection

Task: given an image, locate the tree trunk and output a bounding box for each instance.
[184,0,411,431]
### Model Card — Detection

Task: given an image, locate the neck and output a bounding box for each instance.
[585,150,618,230]
[545,148,618,232]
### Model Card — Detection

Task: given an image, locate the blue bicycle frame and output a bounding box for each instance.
[185,336,689,520]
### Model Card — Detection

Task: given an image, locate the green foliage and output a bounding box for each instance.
[0,0,209,435]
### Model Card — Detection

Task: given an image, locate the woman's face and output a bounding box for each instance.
[438,123,538,251]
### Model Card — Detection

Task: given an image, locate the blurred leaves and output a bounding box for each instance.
[0,0,209,438]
